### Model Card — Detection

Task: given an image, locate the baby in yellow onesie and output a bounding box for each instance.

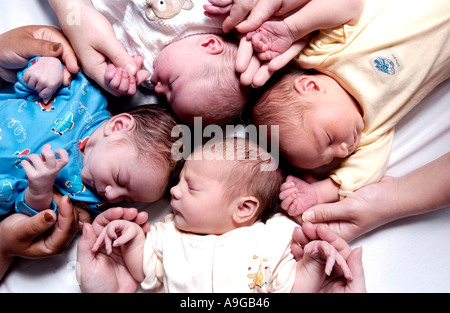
[251,0,450,216]
[92,138,353,292]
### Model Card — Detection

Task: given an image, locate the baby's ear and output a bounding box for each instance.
[233,196,260,225]
[293,75,323,95]
[104,113,135,135]
[199,35,224,55]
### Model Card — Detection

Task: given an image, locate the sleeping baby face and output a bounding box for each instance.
[80,116,169,204]
[151,34,213,123]
[280,82,365,169]
[169,152,237,235]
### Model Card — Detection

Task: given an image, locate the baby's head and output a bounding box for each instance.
[251,66,364,169]
[169,137,284,235]
[151,34,248,125]
[81,105,180,204]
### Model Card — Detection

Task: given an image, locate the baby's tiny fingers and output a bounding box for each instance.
[55,148,70,168]
[279,187,296,200]
[334,251,353,280]
[280,181,295,191]
[21,159,35,176]
[27,153,45,171]
[40,144,57,167]
[92,230,106,252]
[104,63,118,81]
[109,68,124,90]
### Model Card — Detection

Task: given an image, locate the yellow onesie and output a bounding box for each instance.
[296,0,450,197]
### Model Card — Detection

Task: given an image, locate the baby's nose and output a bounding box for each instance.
[104,185,122,203]
[334,143,350,158]
[153,82,168,95]
[170,185,182,199]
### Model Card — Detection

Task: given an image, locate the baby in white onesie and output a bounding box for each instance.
[93,137,353,293]
[91,0,248,124]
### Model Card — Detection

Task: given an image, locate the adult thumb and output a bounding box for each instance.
[302,202,346,223]
[77,223,97,260]
[76,223,98,290]
[346,247,367,292]
[100,40,138,76]
[23,38,64,59]
[20,209,57,240]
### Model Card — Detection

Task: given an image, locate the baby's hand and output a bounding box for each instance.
[104,56,147,96]
[22,144,69,210]
[247,20,295,61]
[92,220,141,255]
[23,57,64,104]
[279,175,318,216]
[104,63,137,96]
[303,240,353,280]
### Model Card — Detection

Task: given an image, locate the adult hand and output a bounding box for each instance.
[237,36,304,87]
[204,0,258,33]
[76,207,150,293]
[49,0,149,96]
[300,177,398,242]
[205,0,298,33]
[77,222,138,293]
[0,25,78,85]
[301,153,450,242]
[0,194,79,280]
[292,222,367,293]
[319,247,366,293]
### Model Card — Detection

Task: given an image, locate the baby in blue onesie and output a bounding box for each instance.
[0,57,178,216]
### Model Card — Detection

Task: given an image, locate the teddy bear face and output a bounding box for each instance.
[146,0,194,20]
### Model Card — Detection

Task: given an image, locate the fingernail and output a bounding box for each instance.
[357,247,363,261]
[303,210,315,222]
[52,43,62,52]
[124,63,136,76]
[44,212,54,222]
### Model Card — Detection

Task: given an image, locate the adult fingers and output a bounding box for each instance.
[268,41,305,72]
[30,26,79,74]
[91,207,128,234]
[294,222,352,259]
[235,0,279,33]
[47,195,79,252]
[252,63,273,87]
[16,209,57,243]
[302,201,352,224]
[235,36,255,74]
[77,223,97,265]
[97,39,138,77]
[345,248,367,292]
[222,0,255,33]
[314,224,352,259]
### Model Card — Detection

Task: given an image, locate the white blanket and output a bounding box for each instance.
[1,0,449,293]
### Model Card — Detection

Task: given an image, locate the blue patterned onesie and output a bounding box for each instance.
[0,58,111,216]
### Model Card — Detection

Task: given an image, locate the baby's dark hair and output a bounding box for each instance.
[247,64,311,127]
[124,105,180,192]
